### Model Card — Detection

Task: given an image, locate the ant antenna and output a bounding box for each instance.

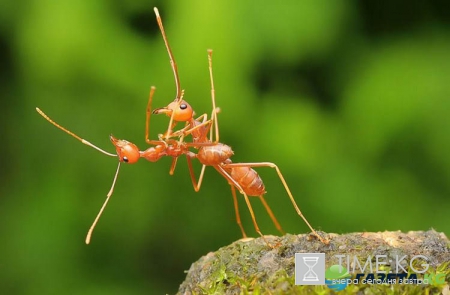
[36,108,117,157]
[36,108,120,244]
[154,7,186,139]
[85,161,121,244]
[154,7,181,102]
[36,107,122,244]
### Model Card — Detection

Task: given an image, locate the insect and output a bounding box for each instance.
[149,9,328,245]
[36,7,328,245]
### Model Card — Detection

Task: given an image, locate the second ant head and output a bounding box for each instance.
[110,135,140,163]
[152,100,193,123]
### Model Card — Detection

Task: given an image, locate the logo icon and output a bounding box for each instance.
[325,265,351,291]
[295,253,325,285]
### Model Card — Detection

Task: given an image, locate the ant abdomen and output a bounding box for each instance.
[231,167,266,196]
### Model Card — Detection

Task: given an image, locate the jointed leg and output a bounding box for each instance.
[214,166,270,243]
[222,162,329,244]
[185,152,207,192]
[172,113,213,142]
[145,86,170,146]
[184,158,250,239]
[156,49,221,146]
[207,50,220,143]
[257,195,285,235]
[169,157,178,175]
[172,50,219,143]
[230,185,248,238]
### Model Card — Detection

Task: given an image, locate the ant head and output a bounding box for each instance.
[110,135,140,164]
[153,100,193,122]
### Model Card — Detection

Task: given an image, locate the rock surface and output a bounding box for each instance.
[178,230,450,294]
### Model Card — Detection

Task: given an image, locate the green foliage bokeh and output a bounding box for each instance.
[1,1,449,294]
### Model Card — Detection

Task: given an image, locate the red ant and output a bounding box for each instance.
[36,7,328,245]
[150,8,327,245]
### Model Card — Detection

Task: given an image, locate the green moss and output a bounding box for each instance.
[178,230,450,294]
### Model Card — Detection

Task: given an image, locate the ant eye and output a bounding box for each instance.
[180,104,187,110]
[123,156,129,163]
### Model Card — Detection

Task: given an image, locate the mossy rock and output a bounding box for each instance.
[178,230,450,294]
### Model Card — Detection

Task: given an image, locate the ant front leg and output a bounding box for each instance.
[207,50,220,143]
[182,114,213,144]
[221,162,329,244]
[145,86,173,147]
[168,117,207,141]
[169,48,220,144]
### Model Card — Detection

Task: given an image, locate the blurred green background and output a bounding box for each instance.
[1,0,449,294]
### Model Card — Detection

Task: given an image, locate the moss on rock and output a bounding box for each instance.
[178,230,450,294]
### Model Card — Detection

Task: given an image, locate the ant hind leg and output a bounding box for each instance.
[257,194,285,235]
[230,185,248,238]
[222,162,329,244]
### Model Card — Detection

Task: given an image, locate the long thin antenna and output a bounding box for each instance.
[154,7,181,102]
[85,161,121,244]
[36,108,117,157]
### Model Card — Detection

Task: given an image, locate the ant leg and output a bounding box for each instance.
[185,152,206,192]
[168,137,188,176]
[172,114,216,146]
[145,87,170,146]
[169,157,178,175]
[172,114,213,140]
[195,113,213,142]
[185,158,255,241]
[170,51,218,143]
[209,108,220,143]
[258,194,285,235]
[167,122,191,139]
[194,113,208,123]
[214,166,274,246]
[230,185,248,238]
[169,119,220,148]
[207,50,220,143]
[163,92,182,140]
[222,162,329,244]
